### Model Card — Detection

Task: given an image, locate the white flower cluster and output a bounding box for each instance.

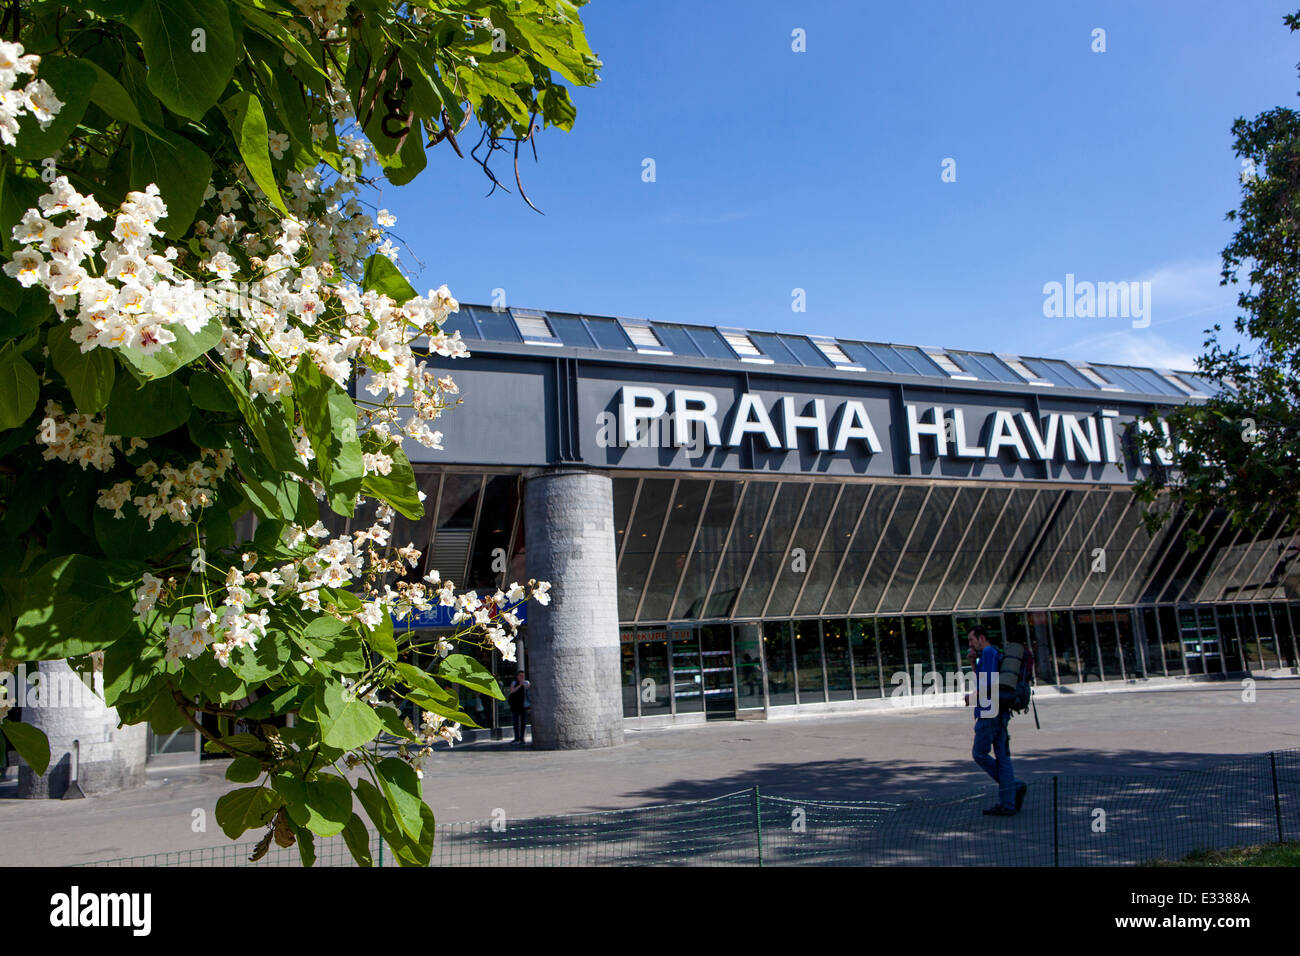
[36,400,145,471]
[0,41,64,147]
[5,178,215,356]
[99,448,235,528]
[419,710,462,748]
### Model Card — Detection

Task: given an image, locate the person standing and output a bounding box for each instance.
[508,671,530,745]
[965,626,1026,816]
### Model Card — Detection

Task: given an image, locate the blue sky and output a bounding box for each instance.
[381,0,1300,371]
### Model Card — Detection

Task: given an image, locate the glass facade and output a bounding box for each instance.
[413,470,1300,720]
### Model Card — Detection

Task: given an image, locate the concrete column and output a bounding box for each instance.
[15,660,148,798]
[523,469,624,749]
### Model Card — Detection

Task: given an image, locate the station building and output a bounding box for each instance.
[394,305,1299,749]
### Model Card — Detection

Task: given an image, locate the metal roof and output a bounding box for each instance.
[441,305,1217,399]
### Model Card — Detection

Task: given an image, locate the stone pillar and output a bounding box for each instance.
[523,469,624,749]
[16,660,148,798]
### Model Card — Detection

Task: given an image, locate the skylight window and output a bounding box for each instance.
[618,320,671,354]
[811,337,865,371]
[511,309,560,345]
[924,350,977,380]
[718,329,773,364]
[1159,372,1197,395]
[1073,364,1123,391]
[1001,356,1054,386]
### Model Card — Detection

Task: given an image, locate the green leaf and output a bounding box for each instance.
[126,0,239,121]
[84,59,150,128]
[360,434,424,520]
[230,629,290,683]
[214,786,280,840]
[9,555,134,660]
[10,57,97,161]
[189,369,238,411]
[237,685,309,721]
[103,373,191,438]
[376,704,416,740]
[273,771,353,837]
[376,757,425,843]
[47,324,115,414]
[128,126,213,238]
[118,316,223,380]
[341,812,374,866]
[364,609,397,661]
[219,91,287,213]
[361,254,417,303]
[291,357,363,515]
[354,777,434,867]
[0,354,38,431]
[225,755,263,783]
[93,501,190,561]
[306,680,382,751]
[297,827,316,867]
[437,654,505,701]
[1,721,50,775]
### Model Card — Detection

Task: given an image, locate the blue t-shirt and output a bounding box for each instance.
[973,645,1001,718]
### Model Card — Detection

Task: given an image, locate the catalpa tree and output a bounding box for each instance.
[0,0,598,865]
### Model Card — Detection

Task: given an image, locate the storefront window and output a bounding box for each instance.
[849,618,882,698]
[763,621,797,707]
[1050,610,1079,684]
[733,623,765,711]
[637,633,672,715]
[621,629,638,718]
[670,629,703,713]
[823,619,853,701]
[878,617,906,695]
[793,619,826,703]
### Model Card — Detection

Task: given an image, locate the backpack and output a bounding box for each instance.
[997,641,1035,714]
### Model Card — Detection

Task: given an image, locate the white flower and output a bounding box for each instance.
[268,130,290,160]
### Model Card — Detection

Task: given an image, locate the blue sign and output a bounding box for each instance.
[404,602,527,630]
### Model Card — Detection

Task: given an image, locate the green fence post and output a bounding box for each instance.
[753,786,764,868]
[1052,775,1060,867]
[378,834,384,868]
[1270,751,1284,843]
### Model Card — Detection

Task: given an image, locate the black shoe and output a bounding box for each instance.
[1015,783,1027,811]
[983,805,1017,816]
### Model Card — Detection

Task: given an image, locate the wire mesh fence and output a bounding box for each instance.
[78,749,1300,867]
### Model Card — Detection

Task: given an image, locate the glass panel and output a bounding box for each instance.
[640,480,711,621]
[671,629,703,713]
[655,329,707,358]
[388,470,442,581]
[1256,605,1280,669]
[796,484,872,616]
[1050,610,1080,684]
[1169,511,1233,603]
[700,625,735,717]
[704,482,778,618]
[933,489,1006,611]
[585,316,634,351]
[1236,605,1264,672]
[1026,610,1055,683]
[733,623,765,710]
[903,615,934,676]
[750,332,804,366]
[1024,358,1091,388]
[685,327,737,360]
[1074,611,1103,683]
[1216,606,1245,673]
[779,335,833,367]
[429,475,481,584]
[471,306,522,342]
[1159,606,1185,676]
[823,620,853,701]
[838,341,892,373]
[766,484,840,617]
[1012,489,1095,608]
[854,486,929,614]
[1138,607,1164,677]
[465,476,519,590]
[763,621,797,707]
[440,310,480,339]
[849,618,882,698]
[893,346,942,375]
[612,478,638,549]
[621,630,638,717]
[1080,496,1145,607]
[878,617,906,693]
[635,631,671,715]
[871,345,921,375]
[880,486,956,613]
[546,314,597,348]
[930,615,962,678]
[735,483,810,618]
[793,620,825,703]
[673,480,746,619]
[617,479,675,621]
[962,490,1057,610]
[907,487,978,612]
[825,485,901,614]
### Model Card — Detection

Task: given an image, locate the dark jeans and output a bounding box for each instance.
[512,709,527,742]
[972,711,1019,808]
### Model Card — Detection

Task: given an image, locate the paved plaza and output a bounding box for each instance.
[1,680,1297,866]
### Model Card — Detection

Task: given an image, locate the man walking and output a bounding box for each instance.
[965,625,1026,816]
[508,670,530,745]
